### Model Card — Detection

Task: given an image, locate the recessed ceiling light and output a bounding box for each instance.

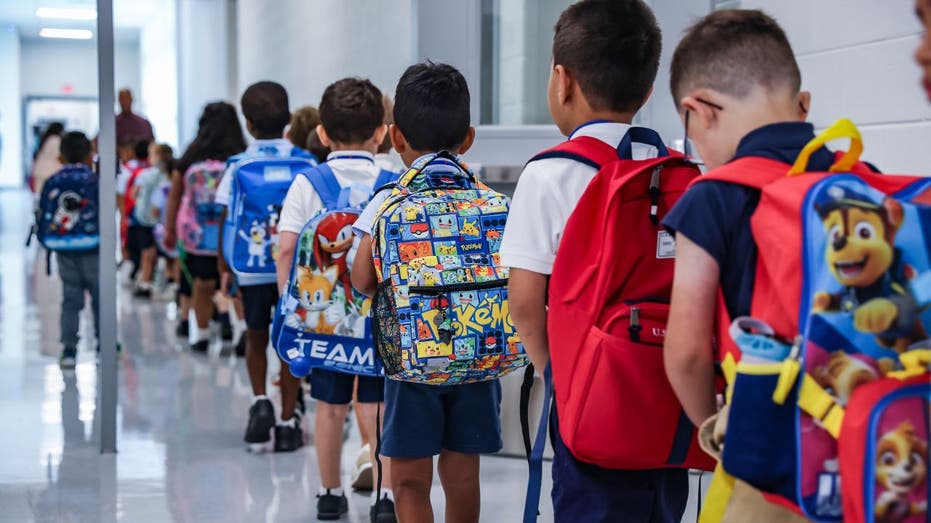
[39,28,93,40]
[36,7,97,21]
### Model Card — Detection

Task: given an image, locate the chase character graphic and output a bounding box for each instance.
[50,190,86,234]
[239,219,269,267]
[874,420,928,523]
[812,187,927,352]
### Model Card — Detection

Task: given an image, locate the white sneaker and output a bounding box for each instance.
[351,443,374,491]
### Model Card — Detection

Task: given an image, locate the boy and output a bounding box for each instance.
[351,62,495,523]
[918,0,931,101]
[661,9,830,521]
[215,81,304,453]
[53,132,100,369]
[501,2,687,522]
[118,139,154,294]
[275,78,395,522]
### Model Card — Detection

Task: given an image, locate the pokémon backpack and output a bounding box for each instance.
[698,120,930,523]
[176,160,226,256]
[370,151,528,385]
[34,164,100,252]
[222,147,317,285]
[274,164,398,378]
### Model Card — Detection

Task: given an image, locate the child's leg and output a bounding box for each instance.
[139,246,157,283]
[85,252,101,348]
[245,327,269,396]
[309,369,356,488]
[57,253,84,353]
[239,285,273,396]
[391,457,434,523]
[354,376,390,494]
[438,451,480,523]
[192,278,216,330]
[277,363,298,421]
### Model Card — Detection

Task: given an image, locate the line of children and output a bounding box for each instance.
[276,77,395,522]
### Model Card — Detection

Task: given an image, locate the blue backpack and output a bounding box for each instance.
[273,164,398,378]
[222,147,316,285]
[33,164,99,253]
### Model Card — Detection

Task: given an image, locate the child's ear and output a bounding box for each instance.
[798,91,812,120]
[389,124,409,155]
[553,64,573,107]
[58,154,65,164]
[680,91,720,131]
[457,127,476,155]
[372,124,388,148]
[316,125,333,148]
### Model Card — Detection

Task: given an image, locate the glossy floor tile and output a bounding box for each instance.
[0,189,705,522]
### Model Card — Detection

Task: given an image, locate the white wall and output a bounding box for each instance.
[732,0,931,174]
[0,29,21,187]
[236,0,414,115]
[141,0,178,149]
[19,38,142,101]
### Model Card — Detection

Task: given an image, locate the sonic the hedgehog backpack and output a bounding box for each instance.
[698,120,930,523]
[222,147,316,285]
[273,164,398,378]
[369,151,528,385]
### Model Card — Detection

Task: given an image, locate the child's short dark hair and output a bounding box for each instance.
[553,0,661,114]
[134,139,150,160]
[670,9,800,109]
[60,131,91,164]
[394,62,470,152]
[319,78,384,144]
[241,81,291,137]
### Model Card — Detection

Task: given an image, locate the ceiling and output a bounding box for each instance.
[0,0,167,42]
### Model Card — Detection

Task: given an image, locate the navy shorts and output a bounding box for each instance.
[309,369,384,404]
[183,253,219,282]
[551,409,689,523]
[238,283,278,331]
[381,378,502,459]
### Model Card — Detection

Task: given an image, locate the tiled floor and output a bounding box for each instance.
[0,189,705,522]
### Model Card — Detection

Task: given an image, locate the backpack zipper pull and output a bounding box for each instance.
[629,307,642,342]
[649,166,662,226]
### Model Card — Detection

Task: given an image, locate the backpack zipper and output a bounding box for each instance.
[409,279,508,295]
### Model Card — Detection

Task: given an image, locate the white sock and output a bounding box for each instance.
[252,394,268,405]
[196,328,211,342]
[371,488,394,503]
[319,486,344,497]
[278,417,296,428]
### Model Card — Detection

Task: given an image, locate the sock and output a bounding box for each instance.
[278,416,296,428]
[371,488,394,503]
[319,486,344,497]
[252,394,268,405]
[219,312,231,326]
[196,328,211,342]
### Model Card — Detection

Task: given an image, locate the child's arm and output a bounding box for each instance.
[664,233,720,427]
[217,207,232,293]
[162,170,182,249]
[276,232,298,294]
[508,268,550,371]
[351,234,378,297]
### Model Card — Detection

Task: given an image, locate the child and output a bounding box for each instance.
[374,95,405,174]
[661,9,832,521]
[501,2,687,522]
[215,82,305,453]
[275,78,395,523]
[52,132,99,369]
[351,62,494,523]
[131,143,173,298]
[164,102,247,352]
[286,105,322,155]
[917,0,931,101]
[119,139,153,290]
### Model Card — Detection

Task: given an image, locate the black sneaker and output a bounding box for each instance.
[370,496,397,523]
[191,340,209,353]
[233,335,246,357]
[176,320,189,338]
[274,421,303,452]
[316,491,348,521]
[244,398,275,447]
[133,286,153,299]
[221,321,234,341]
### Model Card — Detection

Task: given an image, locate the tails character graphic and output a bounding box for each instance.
[286,265,344,334]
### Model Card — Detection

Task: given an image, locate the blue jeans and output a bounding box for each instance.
[57,250,100,352]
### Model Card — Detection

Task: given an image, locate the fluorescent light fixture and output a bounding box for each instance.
[36,7,97,20]
[39,28,93,39]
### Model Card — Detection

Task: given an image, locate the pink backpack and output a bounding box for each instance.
[176,160,226,255]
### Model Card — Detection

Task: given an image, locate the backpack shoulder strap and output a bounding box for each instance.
[303,163,342,210]
[692,157,791,191]
[374,169,400,189]
[528,136,618,170]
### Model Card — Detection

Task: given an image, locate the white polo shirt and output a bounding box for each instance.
[278,151,385,235]
[499,121,658,275]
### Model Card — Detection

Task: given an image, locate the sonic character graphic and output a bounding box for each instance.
[875,420,927,523]
[812,187,927,352]
[239,219,270,267]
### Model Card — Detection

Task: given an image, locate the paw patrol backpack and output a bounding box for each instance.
[697,120,930,523]
[273,164,398,378]
[370,151,528,385]
[222,147,316,285]
[32,164,100,253]
[176,160,226,255]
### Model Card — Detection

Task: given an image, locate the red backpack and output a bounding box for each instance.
[523,127,714,522]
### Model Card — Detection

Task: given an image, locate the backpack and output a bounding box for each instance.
[222,147,317,285]
[176,160,226,255]
[123,162,148,225]
[522,128,713,522]
[370,151,528,385]
[697,120,930,523]
[273,165,399,378]
[132,166,169,227]
[33,164,100,253]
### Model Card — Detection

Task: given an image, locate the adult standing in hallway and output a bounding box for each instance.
[116,88,155,147]
[31,122,64,197]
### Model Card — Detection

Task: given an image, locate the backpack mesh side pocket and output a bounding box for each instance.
[373,280,403,375]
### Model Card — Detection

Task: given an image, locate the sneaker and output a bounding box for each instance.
[244,398,275,446]
[352,444,374,491]
[316,491,349,521]
[370,496,397,523]
[176,320,189,338]
[274,421,303,452]
[233,335,246,357]
[133,284,153,299]
[59,349,77,370]
[191,340,209,353]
